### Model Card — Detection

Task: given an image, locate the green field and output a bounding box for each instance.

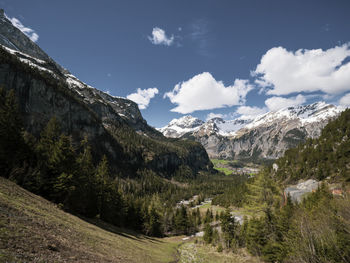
[211,159,237,175]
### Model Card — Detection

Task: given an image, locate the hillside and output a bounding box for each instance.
[274,108,350,183]
[0,176,182,263]
[0,10,212,178]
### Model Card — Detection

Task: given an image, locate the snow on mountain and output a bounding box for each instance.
[245,102,342,131]
[159,102,342,140]
[158,115,204,138]
[193,117,253,137]
[159,102,344,160]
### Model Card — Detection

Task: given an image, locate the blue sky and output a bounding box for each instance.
[1,0,350,127]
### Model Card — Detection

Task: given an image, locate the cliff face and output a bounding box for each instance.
[0,12,212,177]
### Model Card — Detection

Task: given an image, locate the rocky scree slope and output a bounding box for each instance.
[0,10,212,176]
[159,103,343,161]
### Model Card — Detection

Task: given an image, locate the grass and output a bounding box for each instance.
[0,177,182,263]
[197,203,226,216]
[211,159,236,175]
[178,241,260,263]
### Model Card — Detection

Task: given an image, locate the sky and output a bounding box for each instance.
[1,0,350,127]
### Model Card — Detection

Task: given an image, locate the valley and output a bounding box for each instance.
[1,4,350,263]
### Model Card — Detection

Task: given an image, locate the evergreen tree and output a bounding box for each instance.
[0,88,26,177]
[245,170,280,213]
[221,209,236,249]
[95,155,110,218]
[74,138,98,216]
[203,223,213,244]
[174,205,189,235]
[245,217,267,256]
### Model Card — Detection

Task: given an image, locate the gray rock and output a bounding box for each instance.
[285,179,320,203]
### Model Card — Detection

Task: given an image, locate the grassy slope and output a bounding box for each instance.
[0,177,181,263]
[178,242,260,263]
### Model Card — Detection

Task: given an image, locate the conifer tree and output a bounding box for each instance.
[221,209,236,249]
[0,88,25,177]
[95,155,109,218]
[203,223,213,244]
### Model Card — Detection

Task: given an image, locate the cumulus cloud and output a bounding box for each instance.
[164,72,253,114]
[339,93,350,106]
[127,88,159,110]
[148,27,174,46]
[206,112,224,121]
[5,14,39,42]
[235,106,268,119]
[254,44,350,95]
[265,94,306,111]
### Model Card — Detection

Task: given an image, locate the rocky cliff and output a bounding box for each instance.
[0,11,212,177]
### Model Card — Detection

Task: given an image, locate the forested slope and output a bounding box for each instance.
[274,108,350,183]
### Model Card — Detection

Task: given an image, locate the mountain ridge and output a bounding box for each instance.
[159,102,343,161]
[0,12,212,177]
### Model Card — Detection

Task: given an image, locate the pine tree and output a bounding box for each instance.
[74,138,97,216]
[174,205,189,235]
[203,223,213,244]
[245,170,280,213]
[245,217,267,256]
[95,155,110,218]
[0,88,25,177]
[221,209,236,249]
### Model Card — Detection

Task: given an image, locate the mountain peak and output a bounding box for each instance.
[159,102,343,160]
[168,115,204,128]
[207,117,224,124]
[157,115,204,138]
[0,11,51,62]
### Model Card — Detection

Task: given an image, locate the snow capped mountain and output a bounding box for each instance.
[158,115,204,138]
[169,115,204,129]
[195,117,253,137]
[245,102,341,130]
[159,103,343,160]
[159,116,254,138]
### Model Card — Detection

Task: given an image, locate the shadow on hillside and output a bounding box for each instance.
[76,215,163,243]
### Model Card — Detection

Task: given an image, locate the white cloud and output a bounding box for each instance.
[148,27,174,46]
[164,72,253,114]
[265,95,306,111]
[127,88,159,110]
[5,14,39,42]
[254,44,350,95]
[206,112,224,121]
[235,106,268,119]
[339,93,350,106]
